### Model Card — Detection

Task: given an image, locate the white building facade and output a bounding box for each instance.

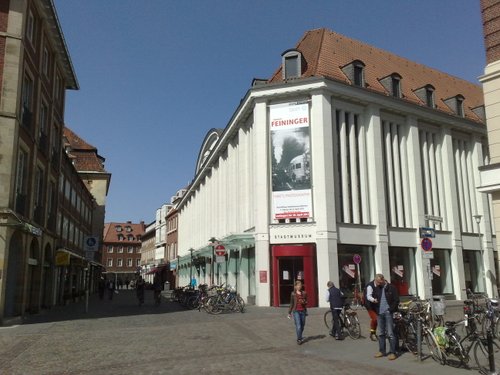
[177,29,496,307]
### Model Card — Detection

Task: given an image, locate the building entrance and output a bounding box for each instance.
[271,244,317,307]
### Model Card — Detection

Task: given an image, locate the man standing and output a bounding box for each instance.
[371,274,399,360]
[325,281,344,340]
[364,277,379,341]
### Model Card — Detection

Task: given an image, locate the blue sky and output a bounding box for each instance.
[54,0,485,224]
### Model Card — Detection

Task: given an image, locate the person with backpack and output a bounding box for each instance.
[325,281,344,340]
[364,277,379,341]
[371,274,400,360]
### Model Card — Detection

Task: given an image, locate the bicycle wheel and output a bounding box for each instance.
[206,296,222,315]
[186,296,198,310]
[324,310,332,331]
[423,329,445,365]
[345,313,361,339]
[473,336,500,373]
[444,334,467,368]
[404,322,418,354]
[236,296,245,313]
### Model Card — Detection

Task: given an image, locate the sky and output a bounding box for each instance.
[53,0,486,224]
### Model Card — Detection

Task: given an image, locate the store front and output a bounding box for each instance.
[430,248,454,295]
[388,247,417,296]
[271,244,317,307]
[337,245,374,296]
[463,249,486,293]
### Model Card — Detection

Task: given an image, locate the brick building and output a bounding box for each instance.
[102,221,145,286]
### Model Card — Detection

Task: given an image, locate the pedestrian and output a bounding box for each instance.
[98,276,106,300]
[364,277,379,341]
[371,274,400,360]
[125,278,130,290]
[106,279,115,300]
[153,273,162,305]
[288,280,308,345]
[190,276,197,289]
[136,276,145,306]
[118,278,123,290]
[325,281,344,340]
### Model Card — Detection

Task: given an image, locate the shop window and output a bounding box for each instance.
[388,247,417,296]
[463,250,485,293]
[337,245,374,297]
[430,249,454,295]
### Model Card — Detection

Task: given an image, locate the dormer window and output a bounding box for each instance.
[443,94,465,117]
[413,84,435,108]
[379,73,401,98]
[115,225,122,232]
[281,49,303,80]
[125,226,132,232]
[341,60,365,87]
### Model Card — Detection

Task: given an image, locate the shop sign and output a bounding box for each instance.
[432,265,441,277]
[169,261,177,271]
[342,265,356,278]
[392,265,404,278]
[270,102,313,221]
[259,270,267,283]
[55,251,70,266]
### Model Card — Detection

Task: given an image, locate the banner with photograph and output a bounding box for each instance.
[270,102,312,220]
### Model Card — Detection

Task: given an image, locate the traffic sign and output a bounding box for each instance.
[353,254,362,264]
[215,244,226,256]
[419,227,435,238]
[421,238,433,252]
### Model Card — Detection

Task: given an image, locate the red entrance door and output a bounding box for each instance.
[271,244,317,307]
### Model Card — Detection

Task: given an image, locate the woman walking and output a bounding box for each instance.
[288,280,308,345]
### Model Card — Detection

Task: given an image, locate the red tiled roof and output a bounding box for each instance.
[63,127,107,173]
[103,221,145,243]
[269,28,484,123]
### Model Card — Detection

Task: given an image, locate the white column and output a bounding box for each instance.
[333,109,342,222]
[460,141,473,232]
[253,99,270,306]
[349,113,360,224]
[365,105,390,278]
[442,128,466,300]
[435,139,446,231]
[392,122,404,227]
[454,140,466,232]
[358,119,370,224]
[400,126,412,228]
[421,131,432,216]
[428,132,440,219]
[384,121,396,227]
[339,110,350,223]
[312,91,339,307]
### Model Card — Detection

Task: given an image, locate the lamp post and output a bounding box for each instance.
[473,215,482,251]
[209,237,217,285]
[189,248,194,288]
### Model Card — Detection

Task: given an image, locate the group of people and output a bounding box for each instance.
[288,274,399,360]
[97,273,165,306]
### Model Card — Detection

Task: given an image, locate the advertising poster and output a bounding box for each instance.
[270,102,312,220]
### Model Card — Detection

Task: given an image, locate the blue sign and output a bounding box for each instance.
[419,227,435,238]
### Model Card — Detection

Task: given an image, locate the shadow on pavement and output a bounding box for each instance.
[22,290,187,325]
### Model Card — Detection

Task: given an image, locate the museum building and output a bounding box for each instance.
[176,28,496,307]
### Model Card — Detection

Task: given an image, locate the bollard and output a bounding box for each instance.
[487,329,496,374]
[417,318,422,361]
[85,289,89,313]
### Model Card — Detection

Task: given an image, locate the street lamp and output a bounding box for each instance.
[209,237,218,285]
[189,248,194,289]
[473,214,482,251]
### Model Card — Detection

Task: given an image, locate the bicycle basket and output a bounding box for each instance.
[433,326,448,348]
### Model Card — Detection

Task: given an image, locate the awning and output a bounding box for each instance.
[146,264,169,275]
[56,248,85,266]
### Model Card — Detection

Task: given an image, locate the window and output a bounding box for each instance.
[39,102,48,136]
[47,181,55,216]
[281,49,302,80]
[127,258,133,267]
[353,65,364,87]
[426,87,435,108]
[107,258,113,267]
[128,235,133,241]
[34,166,44,209]
[136,259,141,267]
[117,258,123,267]
[42,46,50,76]
[15,149,28,195]
[108,246,114,253]
[26,10,35,43]
[456,97,464,117]
[391,76,401,98]
[115,225,122,232]
[117,234,124,241]
[118,246,123,253]
[125,226,132,232]
[128,246,133,253]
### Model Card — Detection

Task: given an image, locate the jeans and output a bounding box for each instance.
[331,308,342,337]
[377,310,397,354]
[293,311,306,341]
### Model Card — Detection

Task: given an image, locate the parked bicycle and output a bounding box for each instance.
[324,302,361,339]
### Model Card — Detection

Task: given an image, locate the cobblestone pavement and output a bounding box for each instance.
[0,290,490,375]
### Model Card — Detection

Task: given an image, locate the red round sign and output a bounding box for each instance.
[215,244,226,256]
[353,254,362,264]
[421,238,433,252]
